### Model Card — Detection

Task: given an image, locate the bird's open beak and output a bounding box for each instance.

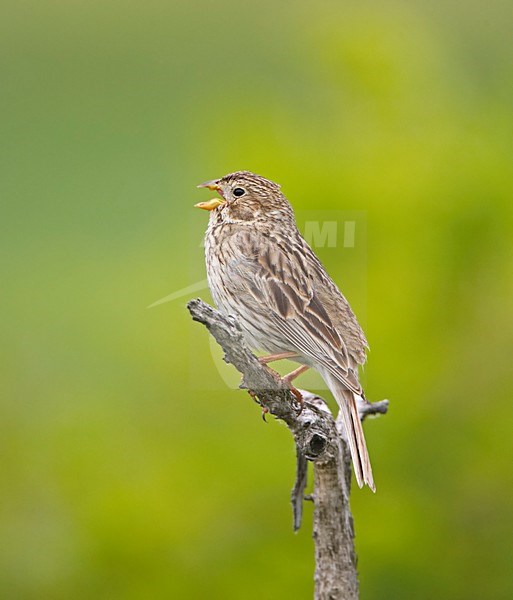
[195,179,226,210]
[194,198,225,211]
[197,179,221,192]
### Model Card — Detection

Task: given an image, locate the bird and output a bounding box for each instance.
[195,171,375,491]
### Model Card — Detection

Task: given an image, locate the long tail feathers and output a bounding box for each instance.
[323,371,376,492]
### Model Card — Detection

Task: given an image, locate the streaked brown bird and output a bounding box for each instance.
[195,171,375,491]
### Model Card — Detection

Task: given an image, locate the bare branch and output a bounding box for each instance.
[187,298,388,600]
[292,444,308,532]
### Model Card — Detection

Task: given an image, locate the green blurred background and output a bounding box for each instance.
[2,0,513,598]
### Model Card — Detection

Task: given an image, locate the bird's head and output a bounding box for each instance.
[195,171,293,224]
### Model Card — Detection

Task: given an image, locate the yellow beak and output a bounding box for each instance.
[194,198,225,211]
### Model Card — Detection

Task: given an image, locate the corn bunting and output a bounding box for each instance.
[196,171,375,491]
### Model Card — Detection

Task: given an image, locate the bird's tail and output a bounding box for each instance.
[322,370,375,492]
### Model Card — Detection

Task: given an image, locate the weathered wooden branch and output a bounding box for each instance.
[187,298,388,600]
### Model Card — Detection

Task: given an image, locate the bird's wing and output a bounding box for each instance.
[225,229,364,395]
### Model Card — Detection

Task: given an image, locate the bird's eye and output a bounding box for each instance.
[233,187,246,197]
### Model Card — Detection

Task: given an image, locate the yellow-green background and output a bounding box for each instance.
[2,1,513,598]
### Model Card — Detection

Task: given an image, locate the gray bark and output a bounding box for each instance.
[187,298,388,600]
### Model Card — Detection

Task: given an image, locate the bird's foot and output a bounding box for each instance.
[247,389,270,422]
[289,385,304,414]
[281,365,309,414]
[247,389,257,401]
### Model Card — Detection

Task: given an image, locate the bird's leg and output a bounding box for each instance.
[282,365,309,412]
[258,351,298,365]
[251,355,306,416]
[282,364,309,384]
